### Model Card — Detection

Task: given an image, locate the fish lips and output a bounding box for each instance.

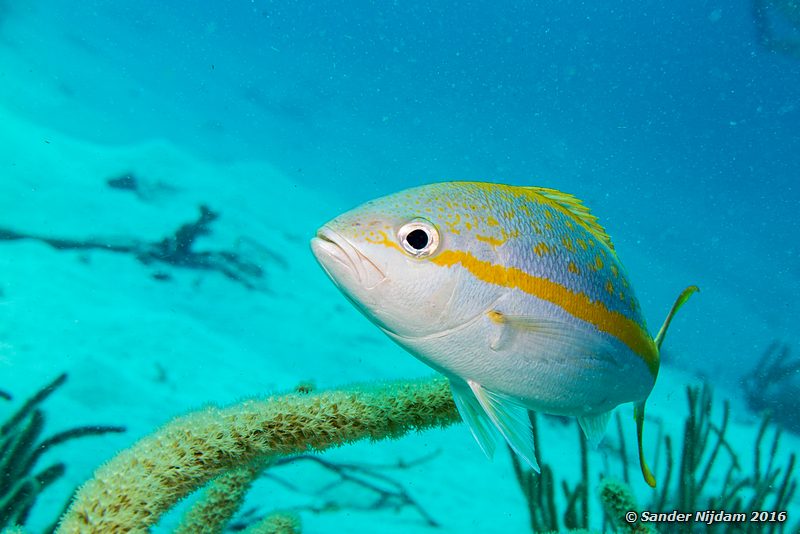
[311,227,387,291]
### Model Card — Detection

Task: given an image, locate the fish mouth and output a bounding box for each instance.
[311,227,386,289]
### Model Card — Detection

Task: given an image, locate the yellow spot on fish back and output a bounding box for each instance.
[430,249,658,375]
[476,234,506,247]
[605,280,615,295]
[568,261,580,275]
[486,216,500,227]
[544,209,554,220]
[534,242,551,256]
[594,256,604,270]
[610,264,619,278]
[577,238,588,251]
[475,226,519,248]
[445,214,462,235]
[562,237,576,253]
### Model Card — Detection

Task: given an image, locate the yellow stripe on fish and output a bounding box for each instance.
[429,248,659,376]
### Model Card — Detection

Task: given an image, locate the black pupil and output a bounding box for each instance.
[406,229,429,250]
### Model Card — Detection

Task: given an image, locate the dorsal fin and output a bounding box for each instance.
[521,186,616,253]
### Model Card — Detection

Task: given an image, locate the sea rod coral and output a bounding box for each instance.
[54,378,458,532]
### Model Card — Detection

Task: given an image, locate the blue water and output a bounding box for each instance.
[5,1,799,331]
[1,1,799,532]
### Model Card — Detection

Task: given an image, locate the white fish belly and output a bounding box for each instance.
[398,300,654,416]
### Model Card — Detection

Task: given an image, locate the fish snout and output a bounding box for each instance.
[311,227,386,289]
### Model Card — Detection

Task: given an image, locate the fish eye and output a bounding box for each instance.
[398,219,439,258]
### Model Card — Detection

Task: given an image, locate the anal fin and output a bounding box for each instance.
[577,410,612,448]
[468,380,540,473]
[450,381,501,459]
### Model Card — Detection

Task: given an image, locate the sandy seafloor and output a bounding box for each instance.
[1,2,799,533]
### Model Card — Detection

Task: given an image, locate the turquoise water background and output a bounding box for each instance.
[4,1,798,355]
[1,1,799,532]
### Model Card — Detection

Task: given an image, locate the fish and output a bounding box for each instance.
[310,182,697,487]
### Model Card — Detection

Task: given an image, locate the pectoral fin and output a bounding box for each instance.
[468,380,540,472]
[577,410,612,448]
[487,310,615,357]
